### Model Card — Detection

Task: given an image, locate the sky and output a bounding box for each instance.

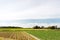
[0,0,60,27]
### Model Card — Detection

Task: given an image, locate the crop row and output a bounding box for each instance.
[0,32,37,40]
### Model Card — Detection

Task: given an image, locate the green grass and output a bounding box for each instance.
[26,29,60,40]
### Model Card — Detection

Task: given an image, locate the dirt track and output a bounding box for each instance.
[0,32,40,40]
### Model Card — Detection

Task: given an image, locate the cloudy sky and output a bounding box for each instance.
[0,0,60,27]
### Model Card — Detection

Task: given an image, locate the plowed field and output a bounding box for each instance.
[0,31,39,40]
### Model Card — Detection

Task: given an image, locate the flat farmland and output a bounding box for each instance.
[26,29,60,40]
[0,28,60,40]
[0,31,39,40]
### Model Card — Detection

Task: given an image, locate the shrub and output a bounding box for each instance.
[40,26,44,29]
[47,25,57,29]
[33,25,40,29]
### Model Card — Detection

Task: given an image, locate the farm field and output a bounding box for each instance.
[0,31,38,40]
[0,28,60,40]
[26,29,60,40]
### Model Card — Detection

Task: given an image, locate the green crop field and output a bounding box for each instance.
[26,29,60,40]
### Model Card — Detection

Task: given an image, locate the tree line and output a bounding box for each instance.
[33,25,59,29]
[0,25,60,29]
[0,26,23,28]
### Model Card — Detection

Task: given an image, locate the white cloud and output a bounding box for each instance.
[0,0,60,20]
[0,0,60,27]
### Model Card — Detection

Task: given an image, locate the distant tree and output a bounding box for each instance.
[33,25,40,29]
[51,26,57,29]
[47,25,57,29]
[40,26,44,29]
[0,26,23,28]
